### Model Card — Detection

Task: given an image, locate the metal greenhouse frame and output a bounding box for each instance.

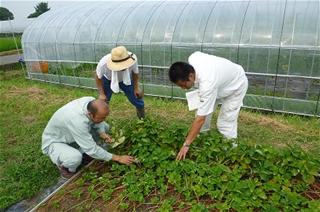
[22,0,320,117]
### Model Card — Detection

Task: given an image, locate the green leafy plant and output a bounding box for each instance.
[65,118,319,211]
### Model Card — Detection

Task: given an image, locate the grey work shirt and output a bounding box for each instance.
[42,97,113,161]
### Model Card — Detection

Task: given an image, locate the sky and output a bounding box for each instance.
[0,0,77,32]
[0,0,148,32]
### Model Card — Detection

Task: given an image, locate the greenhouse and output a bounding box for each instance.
[21,0,320,116]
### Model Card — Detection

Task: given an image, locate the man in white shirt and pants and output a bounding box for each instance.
[169,51,248,160]
[95,46,145,119]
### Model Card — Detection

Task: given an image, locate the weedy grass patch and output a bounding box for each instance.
[0,37,22,52]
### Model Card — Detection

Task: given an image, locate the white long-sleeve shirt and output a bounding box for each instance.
[42,97,113,161]
[188,51,247,116]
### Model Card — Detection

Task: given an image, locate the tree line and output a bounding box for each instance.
[0,2,50,21]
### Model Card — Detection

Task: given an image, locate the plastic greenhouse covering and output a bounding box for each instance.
[21,0,320,117]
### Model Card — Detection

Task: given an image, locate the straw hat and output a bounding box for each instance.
[106,46,137,71]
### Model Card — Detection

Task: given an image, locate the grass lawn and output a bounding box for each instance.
[0,36,22,52]
[0,68,319,210]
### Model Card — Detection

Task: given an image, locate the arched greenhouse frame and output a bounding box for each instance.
[21,0,320,117]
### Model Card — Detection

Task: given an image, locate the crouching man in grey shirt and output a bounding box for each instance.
[42,96,135,179]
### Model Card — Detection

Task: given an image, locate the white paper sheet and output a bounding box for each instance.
[186,89,201,111]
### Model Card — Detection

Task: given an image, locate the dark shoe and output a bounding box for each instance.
[136,108,145,119]
[82,153,94,166]
[59,166,75,179]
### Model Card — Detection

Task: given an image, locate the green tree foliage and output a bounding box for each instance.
[0,7,14,21]
[27,2,50,18]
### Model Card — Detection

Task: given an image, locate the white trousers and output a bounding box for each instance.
[217,78,248,139]
[46,123,109,172]
[47,143,83,173]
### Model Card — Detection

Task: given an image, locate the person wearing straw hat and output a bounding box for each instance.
[169,51,248,160]
[95,46,145,119]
